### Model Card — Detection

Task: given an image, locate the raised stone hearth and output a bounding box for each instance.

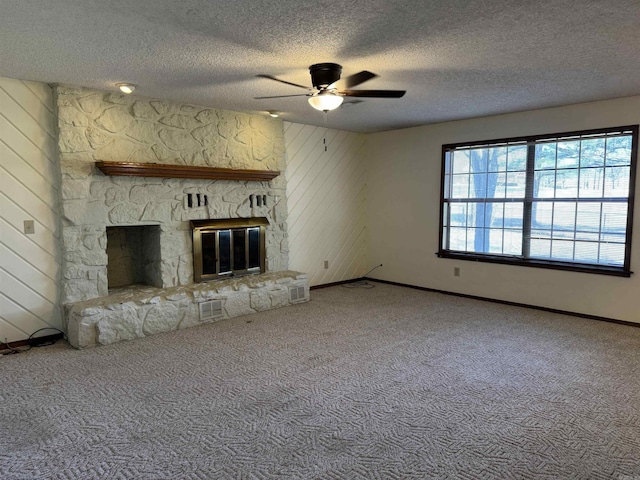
[66,271,309,349]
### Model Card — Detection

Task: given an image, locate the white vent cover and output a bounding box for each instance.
[289,286,306,303]
[199,299,223,321]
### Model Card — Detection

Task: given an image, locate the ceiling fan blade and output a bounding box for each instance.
[254,94,310,99]
[340,99,364,108]
[256,74,309,90]
[340,89,406,98]
[333,70,377,90]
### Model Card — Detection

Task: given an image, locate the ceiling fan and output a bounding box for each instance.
[255,63,406,112]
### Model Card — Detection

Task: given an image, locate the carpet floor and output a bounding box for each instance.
[2,282,640,479]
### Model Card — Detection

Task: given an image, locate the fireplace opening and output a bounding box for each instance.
[106,225,162,289]
[191,218,268,282]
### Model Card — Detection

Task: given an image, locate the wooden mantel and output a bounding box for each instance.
[95,161,280,182]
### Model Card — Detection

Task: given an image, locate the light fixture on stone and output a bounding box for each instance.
[267,110,279,118]
[116,83,136,94]
[308,91,343,112]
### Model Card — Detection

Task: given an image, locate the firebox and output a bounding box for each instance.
[190,218,268,282]
[106,225,162,289]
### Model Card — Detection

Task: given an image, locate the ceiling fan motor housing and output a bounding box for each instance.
[309,63,342,89]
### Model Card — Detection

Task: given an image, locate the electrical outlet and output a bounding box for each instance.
[324,260,329,269]
[23,220,35,235]
[453,267,460,277]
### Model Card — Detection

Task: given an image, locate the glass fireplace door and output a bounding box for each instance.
[191,218,268,282]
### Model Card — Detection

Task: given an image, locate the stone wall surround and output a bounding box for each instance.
[66,271,309,349]
[55,86,289,305]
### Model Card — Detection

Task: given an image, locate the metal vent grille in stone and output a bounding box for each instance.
[199,300,223,321]
[289,286,306,303]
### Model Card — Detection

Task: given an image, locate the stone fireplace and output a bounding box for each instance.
[55,86,308,348]
[56,85,290,303]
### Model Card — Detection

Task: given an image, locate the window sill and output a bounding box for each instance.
[437,251,632,277]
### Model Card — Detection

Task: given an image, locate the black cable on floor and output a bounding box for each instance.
[28,327,67,347]
[1,328,68,356]
[341,264,383,289]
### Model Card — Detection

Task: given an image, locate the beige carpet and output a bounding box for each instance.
[2,282,640,479]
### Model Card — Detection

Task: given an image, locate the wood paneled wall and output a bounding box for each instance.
[0,77,62,342]
[284,122,369,286]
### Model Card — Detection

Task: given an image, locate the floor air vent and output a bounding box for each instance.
[199,299,223,321]
[289,286,306,303]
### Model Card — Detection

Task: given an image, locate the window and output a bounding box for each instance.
[439,125,638,276]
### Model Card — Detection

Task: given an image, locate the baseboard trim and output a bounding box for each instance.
[311,278,365,290]
[1,333,65,353]
[364,278,640,329]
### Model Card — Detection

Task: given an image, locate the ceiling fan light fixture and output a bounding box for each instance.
[308,92,343,111]
[117,83,136,94]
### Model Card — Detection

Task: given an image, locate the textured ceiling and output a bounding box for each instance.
[1,0,640,133]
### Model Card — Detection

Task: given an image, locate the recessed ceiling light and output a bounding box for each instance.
[267,111,279,118]
[116,83,136,94]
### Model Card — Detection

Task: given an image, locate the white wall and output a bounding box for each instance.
[0,77,63,342]
[284,122,368,286]
[366,96,640,323]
